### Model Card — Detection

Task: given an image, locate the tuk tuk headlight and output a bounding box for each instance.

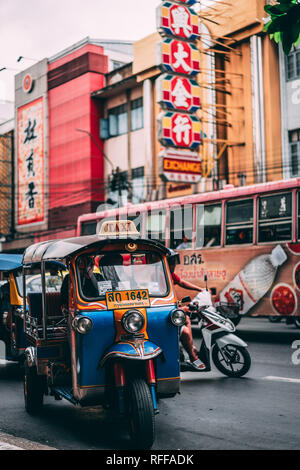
[72,316,93,334]
[122,310,145,334]
[170,309,186,327]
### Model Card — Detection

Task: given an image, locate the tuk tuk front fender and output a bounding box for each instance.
[98,339,162,369]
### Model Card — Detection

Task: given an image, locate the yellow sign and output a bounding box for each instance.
[106,289,150,310]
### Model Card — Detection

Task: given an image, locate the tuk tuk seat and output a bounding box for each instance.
[27,292,42,323]
[27,292,64,323]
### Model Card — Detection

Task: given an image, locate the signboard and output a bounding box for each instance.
[157,38,200,76]
[156,0,202,189]
[23,74,34,94]
[17,97,45,226]
[156,73,201,113]
[159,147,201,182]
[157,111,201,149]
[173,0,197,4]
[157,1,200,41]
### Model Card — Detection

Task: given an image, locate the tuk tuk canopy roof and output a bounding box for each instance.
[22,235,170,265]
[0,254,22,272]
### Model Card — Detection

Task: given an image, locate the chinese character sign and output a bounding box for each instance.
[157,2,200,41]
[157,38,200,76]
[157,111,201,149]
[17,97,44,226]
[157,74,201,113]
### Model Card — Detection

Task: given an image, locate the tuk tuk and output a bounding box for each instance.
[0,254,25,362]
[21,221,186,448]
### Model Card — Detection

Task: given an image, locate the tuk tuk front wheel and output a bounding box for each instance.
[24,363,45,414]
[128,378,155,449]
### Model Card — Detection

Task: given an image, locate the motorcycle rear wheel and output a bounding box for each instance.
[212,344,251,378]
[128,378,155,449]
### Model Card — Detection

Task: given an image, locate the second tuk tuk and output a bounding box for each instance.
[21,220,186,448]
[0,254,25,362]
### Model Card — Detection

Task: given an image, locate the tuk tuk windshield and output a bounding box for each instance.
[76,252,169,299]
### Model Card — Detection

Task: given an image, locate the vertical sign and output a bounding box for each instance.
[17,97,45,226]
[156,0,202,182]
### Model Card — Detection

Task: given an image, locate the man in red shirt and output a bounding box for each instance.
[168,251,206,371]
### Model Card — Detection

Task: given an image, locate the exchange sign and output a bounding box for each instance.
[156,74,201,113]
[157,1,201,42]
[157,111,201,149]
[159,147,201,183]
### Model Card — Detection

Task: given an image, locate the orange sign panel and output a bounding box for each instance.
[106,290,150,310]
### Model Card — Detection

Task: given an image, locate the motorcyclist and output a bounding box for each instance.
[168,250,206,371]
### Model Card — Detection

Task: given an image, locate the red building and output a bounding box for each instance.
[4,38,133,252]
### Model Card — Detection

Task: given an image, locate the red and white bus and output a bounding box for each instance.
[77,178,300,318]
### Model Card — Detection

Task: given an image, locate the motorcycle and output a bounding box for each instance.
[180,288,251,378]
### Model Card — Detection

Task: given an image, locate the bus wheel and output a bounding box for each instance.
[128,378,155,449]
[24,362,45,414]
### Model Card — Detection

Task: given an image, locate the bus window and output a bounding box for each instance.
[146,210,166,245]
[226,199,253,245]
[258,192,292,243]
[81,221,97,236]
[126,212,143,235]
[170,206,193,250]
[196,204,222,248]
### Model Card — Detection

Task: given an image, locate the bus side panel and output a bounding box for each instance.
[176,243,300,317]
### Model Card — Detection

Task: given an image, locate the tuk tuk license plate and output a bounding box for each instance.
[106,289,150,309]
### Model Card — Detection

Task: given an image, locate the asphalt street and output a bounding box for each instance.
[0,318,299,450]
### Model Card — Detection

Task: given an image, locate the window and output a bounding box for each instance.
[289,129,300,176]
[258,192,292,243]
[81,221,97,236]
[131,97,143,131]
[146,210,166,245]
[170,206,193,249]
[108,104,128,137]
[196,204,222,248]
[131,166,146,204]
[286,49,300,80]
[226,199,253,245]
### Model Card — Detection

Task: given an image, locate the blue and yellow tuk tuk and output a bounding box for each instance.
[22,221,186,448]
[0,254,25,362]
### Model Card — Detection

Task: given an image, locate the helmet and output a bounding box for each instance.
[167,249,180,267]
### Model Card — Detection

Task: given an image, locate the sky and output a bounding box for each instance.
[0,0,162,103]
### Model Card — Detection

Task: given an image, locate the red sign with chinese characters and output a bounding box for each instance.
[157,74,201,113]
[157,2,200,41]
[158,38,200,77]
[157,111,201,150]
[17,97,45,226]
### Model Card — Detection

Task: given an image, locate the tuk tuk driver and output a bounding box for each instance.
[60,255,98,311]
[168,250,206,371]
